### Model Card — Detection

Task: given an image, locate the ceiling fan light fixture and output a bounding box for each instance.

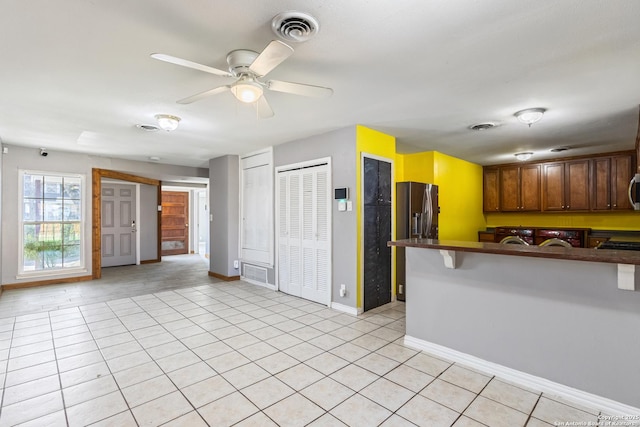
[514,108,546,127]
[155,114,181,131]
[231,78,263,103]
[515,152,534,161]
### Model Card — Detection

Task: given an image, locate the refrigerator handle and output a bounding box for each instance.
[425,187,433,238]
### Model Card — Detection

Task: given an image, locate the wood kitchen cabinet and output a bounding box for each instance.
[500,165,541,211]
[612,155,634,210]
[483,168,500,212]
[591,154,633,211]
[542,160,590,211]
[482,150,635,213]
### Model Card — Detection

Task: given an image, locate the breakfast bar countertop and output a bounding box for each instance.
[388,238,640,265]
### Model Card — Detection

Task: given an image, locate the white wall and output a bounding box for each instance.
[273,127,358,308]
[405,247,640,409]
[209,155,239,277]
[1,145,207,285]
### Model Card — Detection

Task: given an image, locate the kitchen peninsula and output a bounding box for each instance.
[389,238,640,414]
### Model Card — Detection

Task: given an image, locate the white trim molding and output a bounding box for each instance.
[330,302,359,316]
[404,335,640,417]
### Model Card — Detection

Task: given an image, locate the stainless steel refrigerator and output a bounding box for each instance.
[395,181,439,301]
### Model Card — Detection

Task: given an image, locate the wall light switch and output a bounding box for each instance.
[338,200,347,211]
[346,201,353,211]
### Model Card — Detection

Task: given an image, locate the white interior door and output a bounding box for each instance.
[101,183,137,267]
[277,163,330,305]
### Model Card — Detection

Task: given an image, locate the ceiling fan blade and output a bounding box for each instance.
[267,80,333,98]
[249,40,294,77]
[256,96,274,119]
[151,53,232,77]
[177,86,230,104]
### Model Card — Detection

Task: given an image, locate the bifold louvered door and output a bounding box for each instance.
[277,164,330,305]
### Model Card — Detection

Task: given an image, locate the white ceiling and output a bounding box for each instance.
[1,0,639,169]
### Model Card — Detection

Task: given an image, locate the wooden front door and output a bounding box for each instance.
[161,191,189,256]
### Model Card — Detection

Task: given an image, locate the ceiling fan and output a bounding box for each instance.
[151,40,333,118]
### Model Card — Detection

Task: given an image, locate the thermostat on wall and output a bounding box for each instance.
[334,187,349,200]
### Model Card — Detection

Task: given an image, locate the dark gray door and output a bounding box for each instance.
[363,157,392,312]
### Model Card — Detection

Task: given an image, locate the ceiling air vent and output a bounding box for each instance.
[271,11,319,43]
[550,146,570,153]
[136,124,159,132]
[469,123,496,131]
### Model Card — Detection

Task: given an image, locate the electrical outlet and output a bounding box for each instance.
[233,260,239,269]
[340,284,346,297]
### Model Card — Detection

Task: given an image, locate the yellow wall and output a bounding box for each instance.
[397,151,486,241]
[486,212,640,231]
[355,125,397,309]
[433,152,486,240]
[396,151,434,183]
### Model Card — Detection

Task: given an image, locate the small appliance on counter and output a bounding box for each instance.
[596,236,640,251]
[395,181,439,301]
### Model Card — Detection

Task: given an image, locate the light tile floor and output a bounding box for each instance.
[0,255,614,426]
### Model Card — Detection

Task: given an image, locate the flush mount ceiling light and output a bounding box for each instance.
[515,108,546,127]
[155,114,181,131]
[230,76,264,103]
[515,152,534,161]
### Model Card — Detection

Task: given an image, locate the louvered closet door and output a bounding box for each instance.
[300,167,330,304]
[277,164,330,305]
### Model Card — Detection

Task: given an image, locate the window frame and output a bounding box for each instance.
[17,170,87,278]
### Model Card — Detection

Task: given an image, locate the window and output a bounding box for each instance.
[20,171,84,274]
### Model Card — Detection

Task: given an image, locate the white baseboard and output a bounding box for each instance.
[404,335,640,417]
[241,277,276,291]
[330,302,359,316]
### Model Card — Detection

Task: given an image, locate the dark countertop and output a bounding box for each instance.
[389,238,640,265]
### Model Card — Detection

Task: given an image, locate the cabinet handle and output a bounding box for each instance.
[613,204,617,207]
[562,205,565,209]
[566,206,570,209]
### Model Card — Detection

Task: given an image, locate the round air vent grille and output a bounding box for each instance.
[469,123,496,131]
[271,11,319,43]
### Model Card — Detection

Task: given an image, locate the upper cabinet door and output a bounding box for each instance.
[611,154,633,210]
[591,157,611,210]
[483,168,500,212]
[565,160,590,211]
[520,165,541,211]
[499,167,520,211]
[542,163,565,211]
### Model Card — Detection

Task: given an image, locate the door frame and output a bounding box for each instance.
[92,168,161,279]
[360,153,395,311]
[275,157,333,306]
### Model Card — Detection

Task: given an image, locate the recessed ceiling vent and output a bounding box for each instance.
[550,146,570,153]
[271,11,319,43]
[469,123,496,131]
[136,124,159,132]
